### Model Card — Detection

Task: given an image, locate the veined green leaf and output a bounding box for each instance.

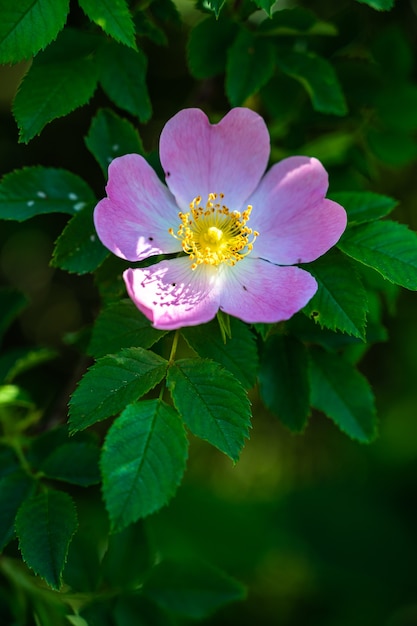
[182,317,258,390]
[0,0,69,63]
[13,30,100,142]
[143,559,246,619]
[0,470,35,551]
[101,399,188,530]
[259,334,310,432]
[226,29,275,107]
[99,42,151,122]
[69,347,168,433]
[15,490,78,589]
[78,0,136,49]
[330,191,398,226]
[276,48,347,116]
[167,358,251,461]
[302,250,368,339]
[85,109,145,176]
[0,167,95,221]
[338,220,417,290]
[51,203,108,274]
[88,299,167,358]
[310,347,377,442]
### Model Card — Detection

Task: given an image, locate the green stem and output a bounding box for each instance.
[168,329,180,365]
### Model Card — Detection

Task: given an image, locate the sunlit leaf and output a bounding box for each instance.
[78,0,136,49]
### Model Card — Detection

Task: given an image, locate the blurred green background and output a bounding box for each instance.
[2,0,417,624]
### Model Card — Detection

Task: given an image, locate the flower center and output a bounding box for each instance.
[169,193,258,270]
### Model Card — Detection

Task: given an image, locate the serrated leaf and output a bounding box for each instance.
[166,358,251,461]
[101,399,188,530]
[276,49,347,116]
[88,299,167,358]
[15,490,78,589]
[355,0,394,9]
[0,0,69,63]
[40,442,100,486]
[69,347,168,433]
[51,203,108,274]
[226,29,275,107]
[205,0,226,18]
[182,317,258,390]
[143,560,245,619]
[0,287,28,340]
[302,250,368,339]
[85,109,145,176]
[187,17,238,79]
[99,42,151,122]
[13,30,99,142]
[78,0,136,49]
[0,470,35,551]
[259,334,310,432]
[0,167,95,221]
[330,191,398,226]
[338,220,417,290]
[310,347,377,442]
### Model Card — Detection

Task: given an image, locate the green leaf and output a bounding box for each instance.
[15,490,78,589]
[259,334,310,432]
[88,299,167,358]
[0,288,28,340]
[253,0,275,16]
[0,470,35,551]
[99,42,151,122]
[78,0,136,49]
[101,521,151,587]
[69,347,168,433]
[367,128,417,167]
[258,7,337,35]
[309,347,377,442]
[40,442,100,486]
[330,191,398,226]
[101,399,188,530]
[0,0,69,63]
[166,358,251,461]
[355,0,395,10]
[13,30,99,142]
[0,167,95,221]
[187,17,238,79]
[276,49,347,116]
[85,109,145,176]
[1,347,57,383]
[142,560,245,619]
[205,0,226,18]
[182,317,258,390]
[113,595,173,626]
[226,29,275,106]
[302,250,368,339]
[51,203,108,274]
[338,220,417,290]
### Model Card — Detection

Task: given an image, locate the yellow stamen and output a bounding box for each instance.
[169,193,258,269]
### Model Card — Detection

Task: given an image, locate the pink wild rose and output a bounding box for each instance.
[93,108,347,330]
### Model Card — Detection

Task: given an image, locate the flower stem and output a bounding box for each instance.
[168,329,180,365]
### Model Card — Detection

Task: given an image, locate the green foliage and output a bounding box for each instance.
[0,167,95,221]
[15,490,78,589]
[330,192,398,226]
[0,470,35,550]
[188,17,238,79]
[69,347,168,432]
[101,399,188,530]
[0,0,69,63]
[78,0,137,49]
[13,30,100,142]
[356,0,395,9]
[259,334,310,432]
[39,442,101,486]
[167,358,251,461]
[0,287,27,340]
[310,347,377,442]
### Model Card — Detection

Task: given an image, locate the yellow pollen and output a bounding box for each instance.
[169,192,258,269]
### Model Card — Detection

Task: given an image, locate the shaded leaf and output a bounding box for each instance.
[355,0,394,9]
[167,358,251,461]
[0,288,28,340]
[69,347,168,432]
[330,191,398,226]
[40,442,100,486]
[101,399,188,530]
[188,17,238,79]
[15,490,78,589]
[0,470,35,550]
[78,0,136,49]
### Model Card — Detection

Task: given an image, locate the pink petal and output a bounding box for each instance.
[94,154,181,261]
[248,157,347,265]
[124,258,221,330]
[159,108,270,212]
[219,258,318,323]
